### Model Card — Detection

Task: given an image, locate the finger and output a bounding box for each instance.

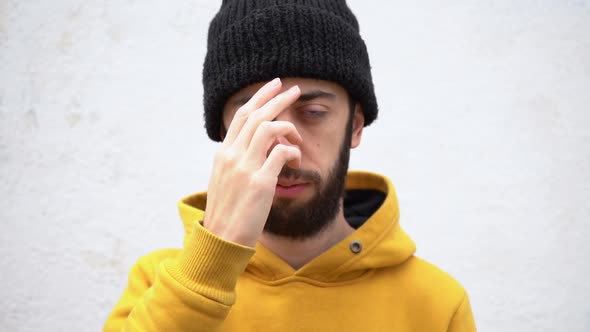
[259,144,301,178]
[234,85,301,150]
[246,121,302,166]
[224,78,282,144]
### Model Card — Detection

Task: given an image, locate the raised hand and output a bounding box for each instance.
[203,78,302,247]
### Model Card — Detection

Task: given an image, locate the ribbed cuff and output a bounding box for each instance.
[166,222,256,305]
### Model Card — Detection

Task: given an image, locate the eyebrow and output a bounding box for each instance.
[232,90,336,107]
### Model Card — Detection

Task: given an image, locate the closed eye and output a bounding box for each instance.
[304,110,325,117]
[298,107,327,121]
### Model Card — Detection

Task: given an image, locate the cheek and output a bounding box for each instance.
[300,131,342,174]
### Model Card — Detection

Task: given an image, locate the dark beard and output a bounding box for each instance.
[263,123,352,240]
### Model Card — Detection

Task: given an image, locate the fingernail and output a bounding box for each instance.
[289,85,300,94]
[269,77,280,87]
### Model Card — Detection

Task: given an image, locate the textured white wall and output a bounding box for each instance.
[1,1,589,331]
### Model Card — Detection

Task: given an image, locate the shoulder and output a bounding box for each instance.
[397,255,468,306]
[406,256,465,290]
[385,256,476,330]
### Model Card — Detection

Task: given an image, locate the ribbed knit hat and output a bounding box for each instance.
[203,0,378,141]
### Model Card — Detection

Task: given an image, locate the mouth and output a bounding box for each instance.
[277,178,306,187]
[275,178,309,197]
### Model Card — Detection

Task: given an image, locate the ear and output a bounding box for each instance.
[350,103,364,149]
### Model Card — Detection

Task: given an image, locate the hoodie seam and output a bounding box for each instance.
[243,269,376,287]
[446,290,468,330]
[249,255,281,280]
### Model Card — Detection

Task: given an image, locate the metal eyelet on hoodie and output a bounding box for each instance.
[349,240,362,254]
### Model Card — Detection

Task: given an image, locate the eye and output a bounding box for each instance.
[298,106,327,121]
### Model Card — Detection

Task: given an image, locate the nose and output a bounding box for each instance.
[269,107,296,148]
[267,108,300,160]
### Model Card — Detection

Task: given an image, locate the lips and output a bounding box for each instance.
[275,178,309,197]
[277,178,306,187]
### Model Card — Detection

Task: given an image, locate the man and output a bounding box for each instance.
[104,0,476,331]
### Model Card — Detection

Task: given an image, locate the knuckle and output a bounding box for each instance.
[225,151,239,166]
[249,173,264,187]
[215,148,239,167]
[250,172,272,190]
[249,109,265,123]
[248,94,262,107]
[259,120,274,132]
[272,144,291,157]
[283,121,296,132]
[260,121,294,137]
[234,164,250,178]
[234,106,250,119]
[213,149,225,164]
[236,105,249,116]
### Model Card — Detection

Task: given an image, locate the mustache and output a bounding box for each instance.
[279,166,321,185]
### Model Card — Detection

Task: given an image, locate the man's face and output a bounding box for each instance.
[222,78,364,239]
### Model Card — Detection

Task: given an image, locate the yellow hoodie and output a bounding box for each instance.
[104,171,476,331]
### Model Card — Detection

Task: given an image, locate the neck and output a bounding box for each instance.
[258,205,355,270]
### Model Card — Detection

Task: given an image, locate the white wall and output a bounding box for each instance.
[1,1,588,331]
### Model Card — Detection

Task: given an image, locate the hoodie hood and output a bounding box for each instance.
[177,171,416,283]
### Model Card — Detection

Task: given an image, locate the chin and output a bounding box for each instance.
[272,195,312,208]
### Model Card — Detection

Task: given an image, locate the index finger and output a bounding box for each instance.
[233,85,301,151]
[223,78,282,144]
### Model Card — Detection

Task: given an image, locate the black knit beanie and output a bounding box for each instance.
[203,0,378,142]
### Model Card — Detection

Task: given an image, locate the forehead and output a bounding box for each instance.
[224,78,349,108]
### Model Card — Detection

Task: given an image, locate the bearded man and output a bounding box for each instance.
[104,1,476,331]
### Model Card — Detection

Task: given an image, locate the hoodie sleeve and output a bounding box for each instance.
[103,223,255,332]
[447,292,477,332]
